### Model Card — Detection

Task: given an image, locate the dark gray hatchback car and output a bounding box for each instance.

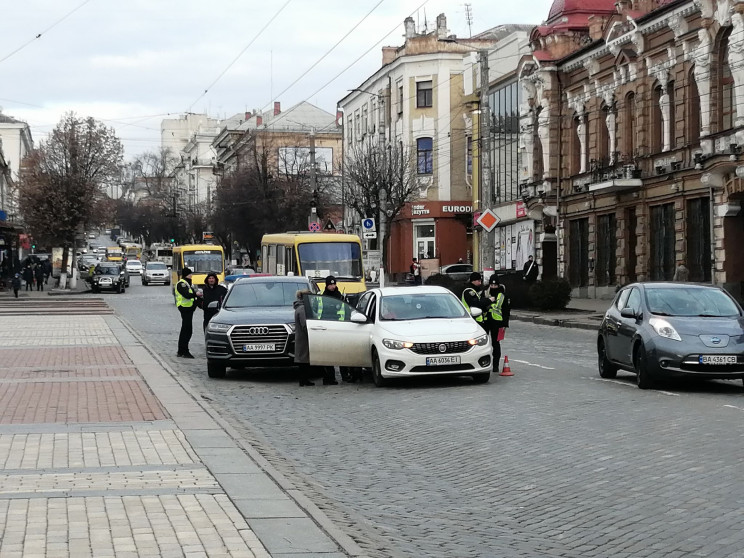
[203,276,318,378]
[598,282,744,389]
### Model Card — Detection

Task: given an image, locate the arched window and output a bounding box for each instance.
[720,31,735,131]
[652,84,663,153]
[624,91,637,158]
[688,70,700,147]
[598,104,609,163]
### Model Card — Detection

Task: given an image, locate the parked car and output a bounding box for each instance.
[222,272,272,290]
[597,282,744,389]
[90,262,126,293]
[439,263,474,284]
[142,261,170,286]
[78,255,100,273]
[125,259,143,275]
[204,276,318,378]
[304,285,492,386]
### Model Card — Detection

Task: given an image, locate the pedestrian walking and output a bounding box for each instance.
[484,275,508,371]
[35,263,45,291]
[200,271,227,331]
[294,289,315,386]
[175,267,199,358]
[11,273,21,298]
[22,265,34,291]
[43,259,52,285]
[410,258,422,285]
[522,255,539,283]
[461,272,489,331]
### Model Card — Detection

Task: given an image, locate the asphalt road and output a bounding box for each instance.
[105,276,744,558]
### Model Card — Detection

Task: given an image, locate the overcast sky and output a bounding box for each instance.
[1,0,554,159]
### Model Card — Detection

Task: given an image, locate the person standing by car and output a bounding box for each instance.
[200,271,228,331]
[318,276,342,385]
[484,275,507,370]
[461,272,488,331]
[294,289,315,386]
[175,267,199,358]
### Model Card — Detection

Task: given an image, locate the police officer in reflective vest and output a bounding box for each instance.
[461,272,488,331]
[175,267,199,358]
[484,274,507,370]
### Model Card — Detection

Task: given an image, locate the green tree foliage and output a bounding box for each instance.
[18,113,123,267]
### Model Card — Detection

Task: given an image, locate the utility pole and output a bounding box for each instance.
[479,49,494,271]
[308,129,319,229]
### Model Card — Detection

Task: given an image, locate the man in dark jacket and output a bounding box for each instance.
[34,263,45,291]
[175,267,199,358]
[319,276,342,384]
[522,255,539,283]
[22,265,34,291]
[200,271,228,331]
[294,289,314,386]
[11,273,21,298]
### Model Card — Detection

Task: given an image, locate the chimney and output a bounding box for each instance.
[436,14,448,39]
[244,111,252,121]
[336,110,343,125]
[404,16,416,39]
[274,101,281,116]
[256,115,263,126]
[382,46,397,65]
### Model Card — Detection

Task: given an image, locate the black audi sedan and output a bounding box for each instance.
[203,275,318,378]
[598,282,744,389]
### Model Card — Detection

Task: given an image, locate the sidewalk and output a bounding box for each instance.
[509,297,612,331]
[0,298,360,557]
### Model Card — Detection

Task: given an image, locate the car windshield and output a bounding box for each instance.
[645,287,741,317]
[146,262,166,270]
[97,266,119,276]
[379,293,468,321]
[298,242,362,280]
[225,282,307,308]
[183,250,223,273]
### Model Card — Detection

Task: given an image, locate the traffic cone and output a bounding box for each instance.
[499,355,514,376]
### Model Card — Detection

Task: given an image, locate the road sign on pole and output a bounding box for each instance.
[309,221,320,232]
[476,209,501,232]
[362,218,376,232]
[362,231,377,239]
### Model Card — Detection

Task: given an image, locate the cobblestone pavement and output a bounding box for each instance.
[0,312,279,558]
[108,281,744,558]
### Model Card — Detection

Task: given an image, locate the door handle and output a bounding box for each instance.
[310,326,327,331]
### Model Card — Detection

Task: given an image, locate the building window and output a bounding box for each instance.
[688,69,701,147]
[346,116,353,145]
[568,218,589,288]
[414,222,436,260]
[650,203,676,281]
[595,213,617,287]
[686,197,711,282]
[721,32,735,131]
[624,91,636,158]
[398,84,404,115]
[598,104,609,163]
[362,104,369,134]
[417,137,433,174]
[466,136,472,176]
[489,81,520,202]
[416,80,433,108]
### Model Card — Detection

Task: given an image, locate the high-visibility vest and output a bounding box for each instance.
[461,287,484,323]
[317,295,347,320]
[488,292,505,321]
[175,279,195,308]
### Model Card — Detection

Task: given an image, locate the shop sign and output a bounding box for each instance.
[442,205,472,213]
[411,204,430,216]
[516,202,527,218]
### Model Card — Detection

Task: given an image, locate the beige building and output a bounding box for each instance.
[519,0,744,301]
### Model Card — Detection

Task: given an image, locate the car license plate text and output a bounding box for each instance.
[426,356,461,366]
[700,355,737,365]
[243,343,275,352]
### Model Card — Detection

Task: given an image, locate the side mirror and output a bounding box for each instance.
[620,307,636,319]
[207,301,220,310]
[470,307,483,318]
[350,311,367,324]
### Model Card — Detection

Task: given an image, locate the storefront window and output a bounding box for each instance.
[414,222,436,260]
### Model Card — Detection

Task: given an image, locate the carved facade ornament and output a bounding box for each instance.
[595,80,616,107]
[693,0,714,19]
[715,0,733,26]
[729,11,744,126]
[583,58,600,76]
[537,98,551,179]
[631,31,645,55]
[688,28,713,136]
[667,13,689,38]
[606,111,617,165]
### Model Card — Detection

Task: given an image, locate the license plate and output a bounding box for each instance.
[426,356,461,366]
[700,355,738,365]
[243,343,275,352]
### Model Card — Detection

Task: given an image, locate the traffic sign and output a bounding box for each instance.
[476,209,501,232]
[324,220,336,231]
[362,218,376,231]
[309,221,321,232]
[363,231,377,239]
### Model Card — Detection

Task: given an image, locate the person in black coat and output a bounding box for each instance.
[22,265,34,291]
[461,272,489,331]
[175,267,199,358]
[11,273,21,298]
[34,263,45,291]
[294,289,314,386]
[522,255,539,283]
[319,276,342,385]
[200,271,228,331]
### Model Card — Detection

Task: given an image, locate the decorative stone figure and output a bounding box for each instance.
[729,13,744,127]
[692,28,713,137]
[606,111,617,164]
[537,98,551,179]
[577,114,587,174]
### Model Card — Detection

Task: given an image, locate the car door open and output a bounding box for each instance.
[304,294,373,367]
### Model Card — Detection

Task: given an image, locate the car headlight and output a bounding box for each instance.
[382,338,414,350]
[468,335,489,346]
[286,323,296,332]
[207,322,231,333]
[648,317,682,341]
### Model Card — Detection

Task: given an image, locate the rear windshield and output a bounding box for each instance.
[226,282,308,308]
[645,287,741,317]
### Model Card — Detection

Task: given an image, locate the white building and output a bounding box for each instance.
[0,112,33,224]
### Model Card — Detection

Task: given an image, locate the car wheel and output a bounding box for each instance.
[634,342,653,389]
[371,350,389,387]
[598,338,618,379]
[207,361,226,379]
[472,372,490,383]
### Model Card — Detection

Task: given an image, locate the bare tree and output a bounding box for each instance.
[131,147,178,201]
[18,112,123,283]
[344,138,419,274]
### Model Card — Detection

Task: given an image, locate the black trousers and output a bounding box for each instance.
[178,306,195,354]
[487,322,503,369]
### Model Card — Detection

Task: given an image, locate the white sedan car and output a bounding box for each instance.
[125,259,143,275]
[304,285,493,386]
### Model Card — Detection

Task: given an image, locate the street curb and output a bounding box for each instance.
[112,315,365,557]
[510,313,600,331]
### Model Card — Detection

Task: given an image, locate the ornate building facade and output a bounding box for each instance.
[519,0,744,301]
